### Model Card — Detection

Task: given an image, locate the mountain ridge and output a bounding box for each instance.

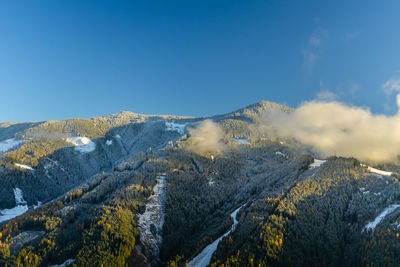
[1,100,400,267]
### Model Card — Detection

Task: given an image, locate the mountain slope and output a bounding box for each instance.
[1,101,400,267]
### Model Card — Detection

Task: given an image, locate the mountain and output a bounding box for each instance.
[1,101,400,267]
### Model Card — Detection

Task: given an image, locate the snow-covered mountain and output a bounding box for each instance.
[1,101,400,267]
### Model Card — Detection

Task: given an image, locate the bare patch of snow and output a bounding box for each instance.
[0,188,28,223]
[116,134,121,139]
[188,205,245,267]
[359,187,369,194]
[275,151,288,159]
[0,138,24,155]
[208,178,215,186]
[106,140,113,146]
[43,158,68,178]
[48,259,75,267]
[66,137,96,153]
[14,188,26,205]
[14,163,33,171]
[364,204,400,231]
[360,164,392,176]
[309,159,326,169]
[138,175,167,258]
[33,201,42,210]
[165,121,187,134]
[232,138,250,144]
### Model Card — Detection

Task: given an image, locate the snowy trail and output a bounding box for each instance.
[360,164,392,176]
[0,188,28,223]
[138,175,167,258]
[188,205,244,267]
[364,204,400,231]
[48,259,75,267]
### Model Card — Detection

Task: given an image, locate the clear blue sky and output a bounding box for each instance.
[1,0,400,122]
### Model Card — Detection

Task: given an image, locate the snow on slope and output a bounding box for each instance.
[309,159,326,169]
[364,204,400,231]
[66,137,96,153]
[14,163,33,171]
[14,188,26,205]
[275,151,288,159]
[360,164,392,176]
[188,205,245,267]
[106,140,113,146]
[165,122,187,134]
[208,178,215,186]
[0,138,24,155]
[0,188,28,223]
[48,259,75,267]
[33,202,42,210]
[138,175,167,258]
[232,138,250,144]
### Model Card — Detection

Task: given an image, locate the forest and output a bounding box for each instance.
[1,102,400,266]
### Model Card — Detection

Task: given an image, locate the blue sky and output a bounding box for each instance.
[1,1,400,122]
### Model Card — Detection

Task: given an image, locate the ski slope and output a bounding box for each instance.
[188,205,244,267]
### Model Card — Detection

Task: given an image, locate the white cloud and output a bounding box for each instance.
[382,77,400,94]
[316,90,337,101]
[383,103,392,113]
[186,120,226,154]
[265,94,400,163]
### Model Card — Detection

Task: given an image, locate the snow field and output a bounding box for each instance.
[0,138,24,155]
[165,122,187,134]
[0,188,29,223]
[309,159,326,168]
[66,137,96,153]
[138,175,167,258]
[232,138,250,144]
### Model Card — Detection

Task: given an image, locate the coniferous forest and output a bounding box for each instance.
[1,102,400,266]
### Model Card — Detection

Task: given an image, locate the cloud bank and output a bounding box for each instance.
[266,96,400,163]
[186,120,226,154]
